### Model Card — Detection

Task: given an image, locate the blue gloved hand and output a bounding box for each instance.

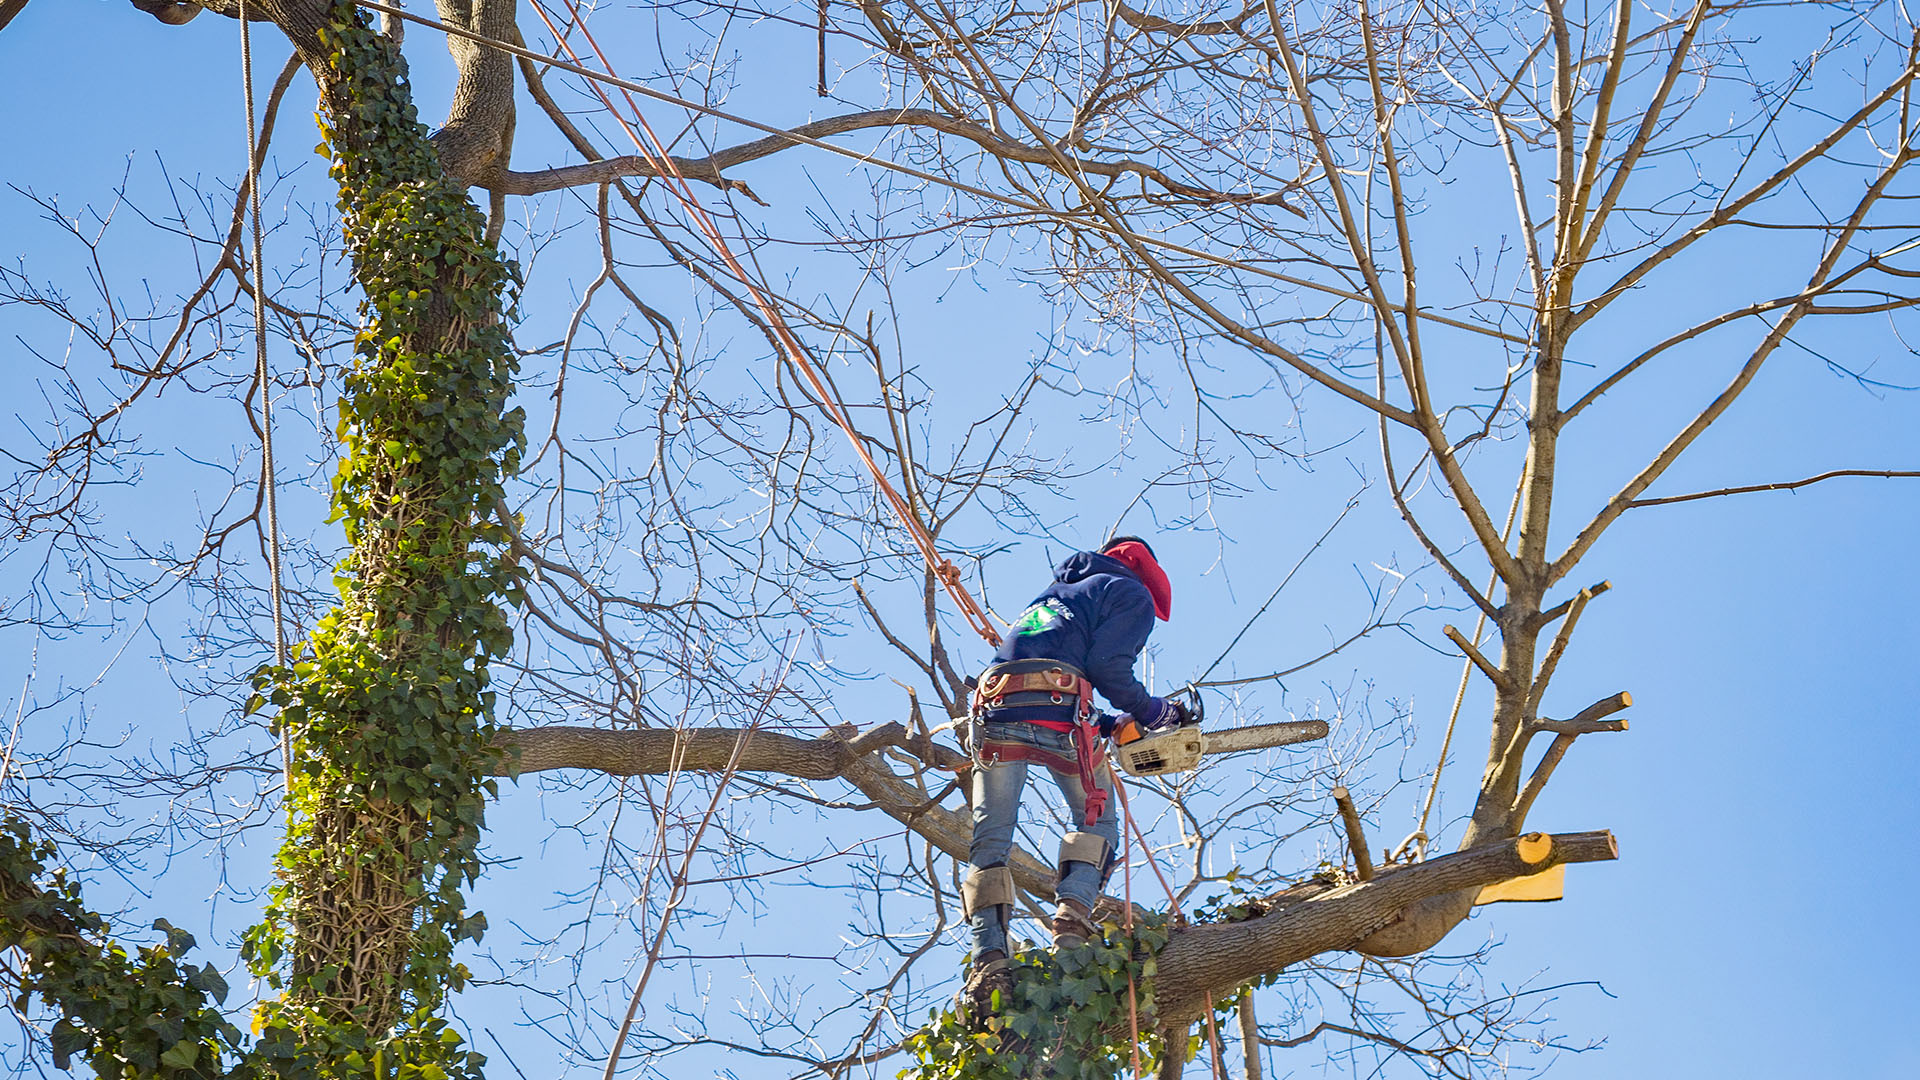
[1139,696,1189,732]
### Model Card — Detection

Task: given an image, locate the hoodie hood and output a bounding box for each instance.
[1055,549,1172,621]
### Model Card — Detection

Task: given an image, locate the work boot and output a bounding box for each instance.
[959,949,1012,1027]
[1051,899,1097,950]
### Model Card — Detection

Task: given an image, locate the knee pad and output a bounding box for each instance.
[1056,831,1114,883]
[962,864,1015,918]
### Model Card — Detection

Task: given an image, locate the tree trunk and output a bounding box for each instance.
[242,0,523,1048]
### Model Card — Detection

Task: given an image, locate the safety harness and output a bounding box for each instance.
[969,658,1109,827]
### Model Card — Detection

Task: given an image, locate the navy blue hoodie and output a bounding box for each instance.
[990,551,1172,727]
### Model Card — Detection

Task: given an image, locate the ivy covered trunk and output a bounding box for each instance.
[243,1,523,1067]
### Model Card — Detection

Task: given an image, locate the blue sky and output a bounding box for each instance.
[2,3,1918,1078]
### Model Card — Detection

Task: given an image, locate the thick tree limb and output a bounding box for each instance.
[503,723,1617,1016]
[1538,579,1609,626]
[1113,1,1254,36]
[500,721,916,780]
[1,0,33,33]
[176,0,513,188]
[128,0,203,23]
[1511,735,1578,829]
[839,754,1062,900]
[1534,717,1627,736]
[1238,989,1262,1080]
[1510,694,1631,827]
[1555,691,1633,729]
[500,724,1081,905]
[157,0,286,22]
[1330,786,1373,881]
[1443,624,1510,690]
[1151,831,1617,1023]
[431,0,517,188]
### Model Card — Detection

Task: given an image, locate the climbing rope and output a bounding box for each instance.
[238,0,291,780]
[1403,483,1523,862]
[523,0,1002,649]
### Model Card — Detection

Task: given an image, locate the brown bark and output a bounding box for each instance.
[127,0,202,24]
[1239,990,1263,1080]
[499,722,1617,1008]
[501,721,908,780]
[498,723,1069,901]
[431,0,516,187]
[1151,831,1617,1023]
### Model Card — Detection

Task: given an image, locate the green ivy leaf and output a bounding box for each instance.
[159,1038,201,1071]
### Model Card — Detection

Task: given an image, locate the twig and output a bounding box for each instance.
[600,647,795,1080]
[1193,486,1364,687]
[347,0,1535,344]
[1624,469,1920,509]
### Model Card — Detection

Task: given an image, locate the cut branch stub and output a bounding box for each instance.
[1540,580,1611,626]
[1513,692,1632,826]
[1531,582,1611,710]
[1568,690,1633,725]
[1331,786,1374,881]
[1515,832,1552,864]
[1443,624,1511,690]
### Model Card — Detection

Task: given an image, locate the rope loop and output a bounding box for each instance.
[1390,829,1428,865]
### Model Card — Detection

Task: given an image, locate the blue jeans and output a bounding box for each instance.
[967,718,1120,958]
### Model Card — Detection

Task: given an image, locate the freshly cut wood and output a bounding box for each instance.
[1475,863,1566,904]
[1569,691,1633,724]
[1516,832,1552,863]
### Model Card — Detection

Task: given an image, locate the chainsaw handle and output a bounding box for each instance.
[1174,683,1204,727]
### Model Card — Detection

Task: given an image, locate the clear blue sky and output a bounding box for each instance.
[2,4,1916,1078]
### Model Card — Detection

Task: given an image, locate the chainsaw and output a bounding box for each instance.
[1110,685,1328,777]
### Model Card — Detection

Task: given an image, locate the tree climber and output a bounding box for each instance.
[959,535,1190,1017]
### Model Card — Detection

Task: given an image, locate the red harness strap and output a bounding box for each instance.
[1072,680,1107,827]
[974,665,1107,827]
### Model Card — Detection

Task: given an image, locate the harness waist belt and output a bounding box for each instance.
[974,658,1091,711]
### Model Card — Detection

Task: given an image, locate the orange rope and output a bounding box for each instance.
[1112,765,1227,1078]
[517,8,1252,1072]
[525,0,1001,648]
[1120,788,1143,1079]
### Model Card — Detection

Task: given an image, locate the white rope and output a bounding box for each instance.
[239,0,292,780]
[1409,482,1524,857]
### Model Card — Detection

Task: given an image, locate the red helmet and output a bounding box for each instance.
[1101,536,1171,621]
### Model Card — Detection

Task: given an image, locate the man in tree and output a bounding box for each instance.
[960,536,1188,1015]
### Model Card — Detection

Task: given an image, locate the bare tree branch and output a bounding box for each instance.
[1624,469,1920,509]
